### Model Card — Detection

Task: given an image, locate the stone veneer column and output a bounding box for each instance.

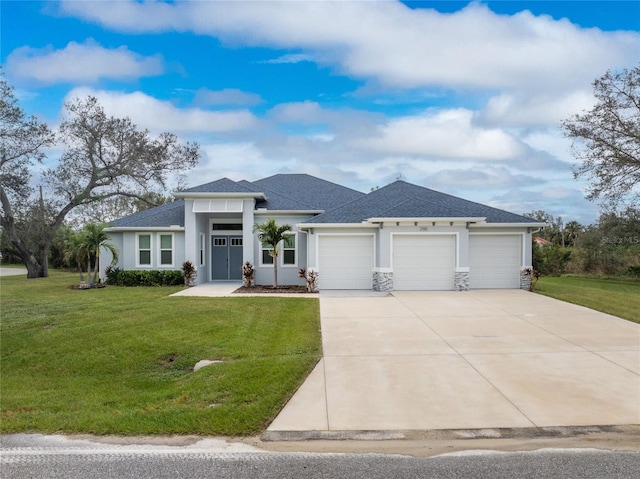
[520,267,533,291]
[454,269,470,291]
[373,271,393,292]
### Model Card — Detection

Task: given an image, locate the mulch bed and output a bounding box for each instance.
[233,285,317,294]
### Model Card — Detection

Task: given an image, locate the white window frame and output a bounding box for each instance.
[136,233,153,267]
[281,232,297,268]
[199,233,206,267]
[259,238,275,267]
[158,233,174,267]
[258,232,297,267]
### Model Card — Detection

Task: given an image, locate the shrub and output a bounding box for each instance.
[182,261,197,286]
[104,269,183,287]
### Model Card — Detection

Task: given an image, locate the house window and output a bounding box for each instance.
[261,240,274,265]
[159,233,173,266]
[231,237,243,247]
[260,234,296,266]
[137,234,152,266]
[199,233,205,267]
[282,234,296,266]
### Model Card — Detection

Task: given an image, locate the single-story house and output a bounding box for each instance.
[102,174,544,291]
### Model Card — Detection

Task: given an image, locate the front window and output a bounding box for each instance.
[261,240,274,265]
[282,234,296,266]
[159,234,173,266]
[137,234,151,266]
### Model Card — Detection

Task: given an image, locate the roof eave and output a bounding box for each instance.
[105,226,185,232]
[174,192,265,199]
[367,217,487,224]
[470,222,547,228]
[255,209,324,215]
[297,222,379,229]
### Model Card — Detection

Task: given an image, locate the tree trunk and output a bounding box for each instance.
[273,258,278,287]
[25,255,47,278]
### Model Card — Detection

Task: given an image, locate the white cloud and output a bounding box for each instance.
[62,87,258,133]
[358,109,526,161]
[59,0,639,94]
[193,88,262,107]
[259,53,314,64]
[477,89,596,128]
[6,39,163,83]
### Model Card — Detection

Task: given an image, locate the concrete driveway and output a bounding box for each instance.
[267,290,640,434]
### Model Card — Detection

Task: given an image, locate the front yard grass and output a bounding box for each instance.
[535,275,640,324]
[0,271,321,436]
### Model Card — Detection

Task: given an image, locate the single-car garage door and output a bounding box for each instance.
[469,234,522,289]
[318,235,374,289]
[393,235,456,290]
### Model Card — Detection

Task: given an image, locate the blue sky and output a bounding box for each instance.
[2,1,639,223]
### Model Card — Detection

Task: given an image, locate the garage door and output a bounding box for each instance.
[318,235,374,289]
[393,235,456,290]
[469,234,522,289]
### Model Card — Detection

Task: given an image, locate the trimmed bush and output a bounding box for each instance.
[105,269,183,287]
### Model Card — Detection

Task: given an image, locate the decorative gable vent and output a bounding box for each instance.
[192,199,244,213]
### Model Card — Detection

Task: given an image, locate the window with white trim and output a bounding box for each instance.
[199,233,205,267]
[282,233,296,266]
[260,239,274,265]
[137,233,152,266]
[159,233,173,266]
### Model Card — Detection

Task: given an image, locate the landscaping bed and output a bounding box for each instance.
[233,285,317,294]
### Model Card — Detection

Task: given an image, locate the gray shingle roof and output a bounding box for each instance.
[252,174,365,211]
[305,180,541,224]
[109,176,542,228]
[182,177,257,193]
[110,200,185,228]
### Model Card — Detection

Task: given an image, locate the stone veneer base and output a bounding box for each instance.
[373,271,393,292]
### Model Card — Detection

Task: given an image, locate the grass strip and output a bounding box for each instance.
[535,275,640,324]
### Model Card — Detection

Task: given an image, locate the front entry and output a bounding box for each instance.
[212,236,243,280]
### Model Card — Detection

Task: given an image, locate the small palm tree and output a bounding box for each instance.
[82,223,118,286]
[64,223,118,287]
[253,219,291,287]
[64,233,91,286]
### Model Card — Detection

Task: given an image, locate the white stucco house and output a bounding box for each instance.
[102,174,544,291]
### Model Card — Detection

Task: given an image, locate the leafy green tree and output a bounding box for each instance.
[253,219,291,287]
[562,66,640,207]
[1,74,199,278]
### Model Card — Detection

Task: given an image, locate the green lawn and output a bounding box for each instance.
[0,271,321,436]
[535,275,640,324]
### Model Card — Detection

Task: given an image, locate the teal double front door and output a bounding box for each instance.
[211,235,243,280]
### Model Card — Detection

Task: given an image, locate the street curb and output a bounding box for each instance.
[261,425,640,442]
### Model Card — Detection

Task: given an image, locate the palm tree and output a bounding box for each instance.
[253,219,291,287]
[82,223,118,286]
[63,232,91,286]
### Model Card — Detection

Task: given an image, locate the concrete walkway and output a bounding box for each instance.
[267,290,640,435]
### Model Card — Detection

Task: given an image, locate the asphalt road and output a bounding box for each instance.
[2,435,639,479]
